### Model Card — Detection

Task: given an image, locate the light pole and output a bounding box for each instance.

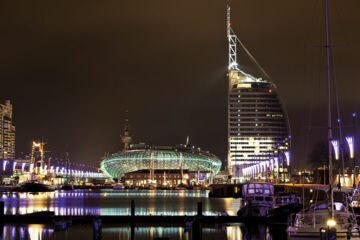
[353,113,358,188]
[346,136,355,188]
[299,170,305,207]
[284,151,290,182]
[331,140,340,189]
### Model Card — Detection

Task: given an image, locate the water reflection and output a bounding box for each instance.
[0,190,240,216]
[2,224,54,240]
[1,223,285,240]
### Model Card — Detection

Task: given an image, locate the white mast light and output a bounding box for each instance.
[331,140,340,160]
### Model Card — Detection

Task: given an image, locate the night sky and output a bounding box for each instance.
[1,1,360,169]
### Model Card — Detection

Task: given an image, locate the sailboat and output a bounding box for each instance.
[287,0,360,239]
[288,200,360,239]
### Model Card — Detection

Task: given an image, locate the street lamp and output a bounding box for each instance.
[3,160,8,172]
[331,139,341,189]
[285,151,290,181]
[346,136,355,188]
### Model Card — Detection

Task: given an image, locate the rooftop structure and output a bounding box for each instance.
[100,143,222,183]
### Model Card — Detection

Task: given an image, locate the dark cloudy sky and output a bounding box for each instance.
[0,0,359,169]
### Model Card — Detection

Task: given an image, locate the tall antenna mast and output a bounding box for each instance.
[324,0,334,218]
[227,5,238,70]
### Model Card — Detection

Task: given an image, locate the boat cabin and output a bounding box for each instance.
[242,182,274,207]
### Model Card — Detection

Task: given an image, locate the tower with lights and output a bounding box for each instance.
[0,100,15,160]
[226,5,290,182]
[121,110,132,151]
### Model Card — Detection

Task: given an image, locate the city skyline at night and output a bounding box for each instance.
[0,1,360,169]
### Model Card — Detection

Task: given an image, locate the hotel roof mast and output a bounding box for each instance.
[227,4,239,72]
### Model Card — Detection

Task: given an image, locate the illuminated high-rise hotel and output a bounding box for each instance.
[226,6,289,182]
[0,100,15,160]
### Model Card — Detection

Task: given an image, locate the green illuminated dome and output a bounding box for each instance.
[100,145,222,179]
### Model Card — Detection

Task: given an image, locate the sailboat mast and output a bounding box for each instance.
[324,0,334,218]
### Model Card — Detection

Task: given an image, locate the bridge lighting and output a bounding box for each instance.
[22,163,26,172]
[346,136,355,159]
[274,157,279,172]
[262,162,266,172]
[331,140,340,160]
[50,166,54,173]
[13,162,17,171]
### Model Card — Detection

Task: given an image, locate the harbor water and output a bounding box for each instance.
[0,189,287,239]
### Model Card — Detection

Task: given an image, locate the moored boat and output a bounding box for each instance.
[237,182,302,219]
[287,201,360,239]
[113,183,123,190]
[237,182,275,217]
[20,182,55,192]
[60,183,74,190]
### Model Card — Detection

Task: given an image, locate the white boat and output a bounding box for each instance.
[288,202,360,239]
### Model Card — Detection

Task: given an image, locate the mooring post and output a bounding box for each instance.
[131,223,135,240]
[93,218,102,240]
[192,219,201,239]
[197,202,202,216]
[131,199,135,216]
[0,201,4,216]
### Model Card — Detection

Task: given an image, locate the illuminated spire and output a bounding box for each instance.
[226,4,271,80]
[227,4,239,70]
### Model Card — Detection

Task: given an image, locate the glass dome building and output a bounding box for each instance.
[100,145,222,180]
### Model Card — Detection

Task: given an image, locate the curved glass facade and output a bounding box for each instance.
[228,69,290,181]
[101,150,222,179]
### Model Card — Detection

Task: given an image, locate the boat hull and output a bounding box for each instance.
[20,183,55,192]
[288,227,360,240]
[238,205,273,217]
